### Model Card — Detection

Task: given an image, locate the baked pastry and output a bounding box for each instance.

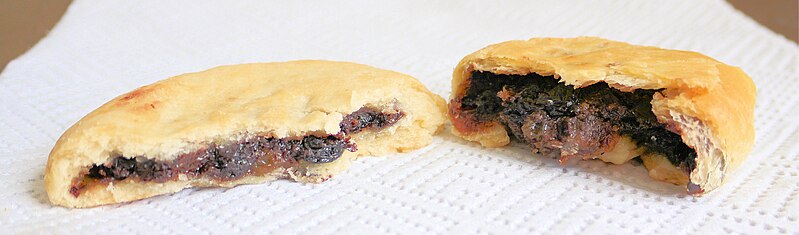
[448,37,756,195]
[46,60,447,208]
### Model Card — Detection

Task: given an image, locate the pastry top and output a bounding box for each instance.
[46,60,447,205]
[451,37,756,194]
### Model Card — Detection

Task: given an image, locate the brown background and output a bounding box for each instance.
[1,0,797,71]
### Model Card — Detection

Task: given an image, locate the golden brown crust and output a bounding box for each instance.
[46,60,447,208]
[449,37,756,195]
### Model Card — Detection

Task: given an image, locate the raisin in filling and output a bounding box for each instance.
[70,107,404,197]
[454,71,696,171]
[340,107,405,134]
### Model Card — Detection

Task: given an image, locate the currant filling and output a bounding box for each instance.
[69,106,405,197]
[451,71,696,173]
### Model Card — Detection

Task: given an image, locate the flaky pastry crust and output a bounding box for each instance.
[46,60,447,208]
[449,37,756,195]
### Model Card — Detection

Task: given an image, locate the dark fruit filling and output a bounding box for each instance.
[70,106,404,197]
[453,71,696,170]
[340,107,405,134]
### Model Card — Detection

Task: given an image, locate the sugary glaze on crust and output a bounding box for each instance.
[46,60,447,208]
[449,37,756,195]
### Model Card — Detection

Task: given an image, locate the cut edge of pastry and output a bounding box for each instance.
[47,100,444,208]
[448,37,756,195]
[47,153,357,209]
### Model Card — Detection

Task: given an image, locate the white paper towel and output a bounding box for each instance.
[1,0,797,234]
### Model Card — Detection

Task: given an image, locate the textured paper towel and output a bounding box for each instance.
[0,0,797,234]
